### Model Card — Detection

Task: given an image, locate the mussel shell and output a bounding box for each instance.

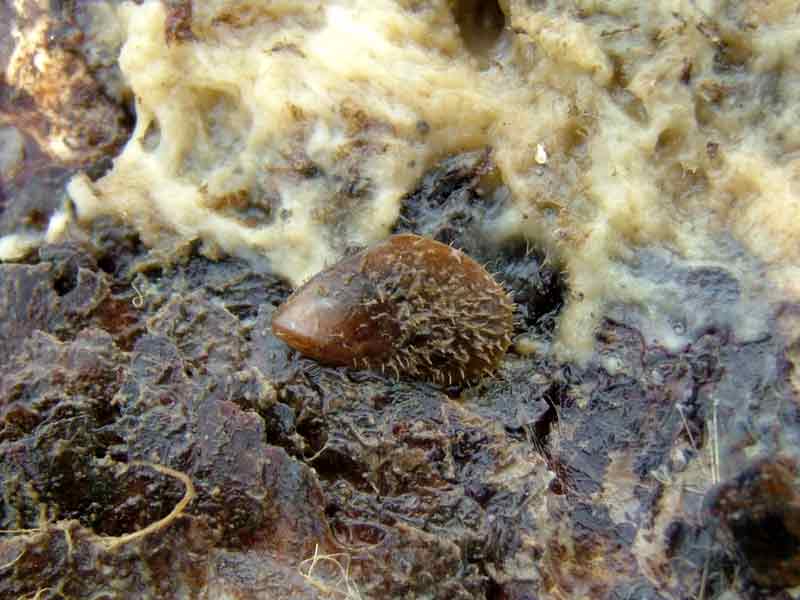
[271,234,513,384]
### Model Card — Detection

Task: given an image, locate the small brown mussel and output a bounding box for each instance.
[271,234,514,386]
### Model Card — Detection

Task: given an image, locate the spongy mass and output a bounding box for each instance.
[272,234,514,385]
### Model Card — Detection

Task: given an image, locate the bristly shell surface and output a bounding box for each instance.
[271,234,514,385]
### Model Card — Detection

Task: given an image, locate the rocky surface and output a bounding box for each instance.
[1,0,130,166]
[0,0,132,246]
[705,456,800,589]
[1,154,799,599]
[1,2,799,597]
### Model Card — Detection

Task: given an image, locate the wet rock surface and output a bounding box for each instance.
[1,0,131,166]
[0,0,132,239]
[1,154,799,599]
[705,456,800,589]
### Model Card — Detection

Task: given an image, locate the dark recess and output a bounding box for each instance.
[451,0,506,59]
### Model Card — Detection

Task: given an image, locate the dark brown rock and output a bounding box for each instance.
[1,1,131,166]
[705,455,800,588]
[1,155,800,599]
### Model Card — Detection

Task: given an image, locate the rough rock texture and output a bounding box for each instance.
[0,0,132,248]
[0,234,331,599]
[1,0,131,166]
[1,154,799,599]
[1,6,800,596]
[705,456,800,589]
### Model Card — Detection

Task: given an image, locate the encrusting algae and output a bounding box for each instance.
[272,234,514,385]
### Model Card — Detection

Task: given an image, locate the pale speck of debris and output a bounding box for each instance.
[45,211,70,244]
[0,233,40,262]
[514,335,546,356]
[535,143,548,165]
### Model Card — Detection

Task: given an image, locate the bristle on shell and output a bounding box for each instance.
[271,234,514,385]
